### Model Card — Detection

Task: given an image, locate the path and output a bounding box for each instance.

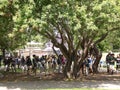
[0,80,120,90]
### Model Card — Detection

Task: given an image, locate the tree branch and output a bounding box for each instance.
[94,32,108,45]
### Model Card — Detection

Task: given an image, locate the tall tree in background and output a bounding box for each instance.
[0,0,15,58]
[0,0,31,58]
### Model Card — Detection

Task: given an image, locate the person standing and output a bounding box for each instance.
[26,56,32,75]
[21,56,26,72]
[32,55,38,75]
[116,54,120,70]
[106,52,112,73]
[87,55,93,74]
[107,53,116,74]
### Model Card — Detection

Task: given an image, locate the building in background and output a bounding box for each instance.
[18,41,60,57]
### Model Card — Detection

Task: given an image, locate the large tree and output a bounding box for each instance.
[31,0,120,78]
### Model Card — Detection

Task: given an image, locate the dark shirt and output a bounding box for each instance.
[108,56,116,65]
[26,58,32,66]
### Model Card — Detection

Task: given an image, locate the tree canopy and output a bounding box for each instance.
[32,0,120,78]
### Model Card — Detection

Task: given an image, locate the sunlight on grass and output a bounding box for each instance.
[0,87,21,90]
[46,88,112,90]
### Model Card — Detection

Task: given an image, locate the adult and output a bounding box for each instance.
[87,55,93,74]
[26,56,32,75]
[57,55,62,73]
[21,56,26,72]
[106,53,116,74]
[106,52,112,73]
[11,57,16,72]
[32,55,38,75]
[116,54,120,70]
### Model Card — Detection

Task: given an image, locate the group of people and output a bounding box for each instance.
[2,54,66,76]
[1,52,120,76]
[106,52,120,74]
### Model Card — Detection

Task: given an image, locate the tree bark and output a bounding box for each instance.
[90,45,102,73]
[72,52,78,79]
[63,57,72,79]
[2,48,6,60]
[73,46,89,78]
[92,51,102,73]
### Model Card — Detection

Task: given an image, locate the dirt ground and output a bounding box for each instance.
[1,71,120,90]
[0,71,120,82]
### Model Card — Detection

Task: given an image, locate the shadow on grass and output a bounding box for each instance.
[0,70,120,90]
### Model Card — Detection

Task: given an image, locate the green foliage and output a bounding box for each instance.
[0,0,120,54]
[0,0,32,51]
[0,0,15,50]
[107,30,120,50]
[98,29,120,52]
[98,40,111,51]
[33,0,120,51]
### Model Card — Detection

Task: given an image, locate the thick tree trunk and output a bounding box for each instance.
[73,56,79,79]
[63,51,78,79]
[72,50,89,78]
[90,45,102,73]
[93,52,102,73]
[63,58,72,79]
